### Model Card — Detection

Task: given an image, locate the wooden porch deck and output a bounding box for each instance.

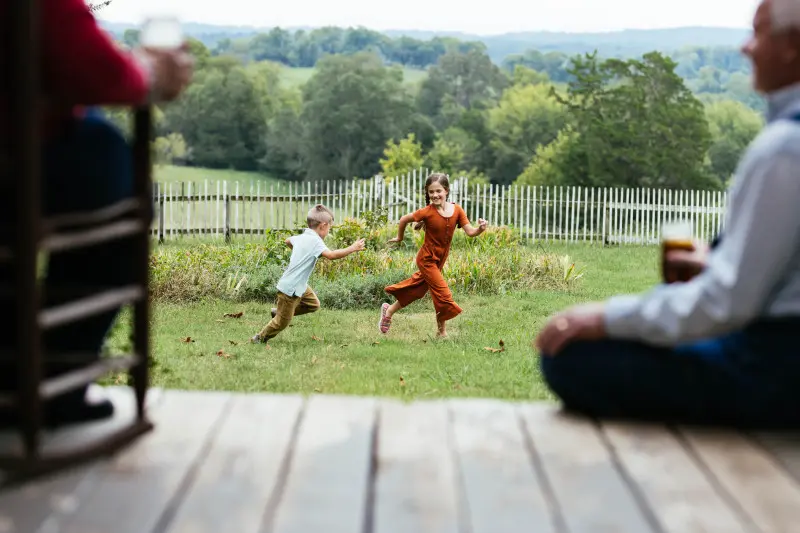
[1,387,799,533]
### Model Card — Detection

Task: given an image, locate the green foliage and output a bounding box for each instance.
[105,22,762,192]
[162,65,267,170]
[511,65,551,86]
[152,133,189,166]
[515,128,579,187]
[487,82,567,184]
[704,100,763,184]
[329,208,389,252]
[301,53,416,180]
[149,216,582,308]
[551,52,720,190]
[380,134,424,178]
[418,50,509,129]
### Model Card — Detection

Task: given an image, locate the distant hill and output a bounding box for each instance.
[98,21,749,62]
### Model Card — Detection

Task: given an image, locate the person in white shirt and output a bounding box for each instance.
[535,0,800,429]
[251,205,365,344]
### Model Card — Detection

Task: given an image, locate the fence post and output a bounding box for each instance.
[224,182,231,243]
[157,183,165,243]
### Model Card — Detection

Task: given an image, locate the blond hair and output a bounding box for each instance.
[307,204,334,228]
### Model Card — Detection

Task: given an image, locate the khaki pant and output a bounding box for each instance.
[257,287,320,341]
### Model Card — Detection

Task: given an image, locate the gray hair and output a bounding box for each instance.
[772,0,800,32]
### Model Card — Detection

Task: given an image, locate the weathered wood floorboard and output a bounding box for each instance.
[1,389,799,533]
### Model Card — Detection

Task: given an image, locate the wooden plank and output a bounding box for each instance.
[373,399,461,533]
[163,393,303,533]
[753,432,800,483]
[681,428,800,533]
[42,389,231,533]
[0,386,150,533]
[449,399,556,533]
[602,421,751,533]
[518,404,656,533]
[269,395,375,533]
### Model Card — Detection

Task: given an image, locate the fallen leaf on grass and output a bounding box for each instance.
[399,376,406,387]
[215,319,225,323]
[311,335,322,342]
[216,349,232,358]
[223,311,244,319]
[484,340,506,353]
[372,341,380,346]
[181,337,195,343]
[229,340,238,346]
[311,356,318,364]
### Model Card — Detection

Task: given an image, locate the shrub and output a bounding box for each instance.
[150,238,584,308]
[149,207,584,307]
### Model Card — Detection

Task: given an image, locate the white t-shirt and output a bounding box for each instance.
[276,228,329,296]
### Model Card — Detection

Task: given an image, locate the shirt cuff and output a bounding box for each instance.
[603,295,644,340]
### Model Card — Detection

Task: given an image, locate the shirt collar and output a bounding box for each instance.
[766,82,800,122]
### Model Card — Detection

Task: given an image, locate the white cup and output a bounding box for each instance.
[139,16,183,49]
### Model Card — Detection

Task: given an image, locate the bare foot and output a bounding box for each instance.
[437,330,448,338]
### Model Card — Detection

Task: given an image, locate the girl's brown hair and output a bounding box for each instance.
[414,173,450,231]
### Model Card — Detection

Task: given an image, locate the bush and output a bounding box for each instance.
[150,227,584,308]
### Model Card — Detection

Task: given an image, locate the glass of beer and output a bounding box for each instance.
[139,15,183,49]
[661,219,695,283]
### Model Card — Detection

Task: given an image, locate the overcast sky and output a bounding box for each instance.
[99,0,758,34]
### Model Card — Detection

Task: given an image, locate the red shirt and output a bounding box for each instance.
[411,203,470,266]
[1,0,150,141]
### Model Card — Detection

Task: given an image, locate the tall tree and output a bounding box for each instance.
[417,49,509,129]
[550,51,718,189]
[705,100,763,185]
[487,81,566,184]
[300,53,414,179]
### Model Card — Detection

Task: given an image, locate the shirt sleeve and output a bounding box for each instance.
[456,205,469,228]
[312,236,329,257]
[604,149,800,346]
[411,206,429,222]
[41,0,150,107]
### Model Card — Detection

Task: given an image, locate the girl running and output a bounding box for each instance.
[379,173,488,337]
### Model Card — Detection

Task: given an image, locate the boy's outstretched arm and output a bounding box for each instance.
[285,238,293,249]
[463,218,489,237]
[321,238,366,260]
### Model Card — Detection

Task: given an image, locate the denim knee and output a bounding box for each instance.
[43,115,134,213]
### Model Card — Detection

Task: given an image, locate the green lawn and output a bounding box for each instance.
[278,65,429,88]
[107,242,659,401]
[153,165,286,189]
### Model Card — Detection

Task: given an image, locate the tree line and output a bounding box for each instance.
[105,37,764,192]
[118,25,758,110]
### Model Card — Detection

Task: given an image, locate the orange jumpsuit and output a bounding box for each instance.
[385,204,469,322]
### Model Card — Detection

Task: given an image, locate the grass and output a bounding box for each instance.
[105,241,659,401]
[153,165,286,189]
[278,65,429,88]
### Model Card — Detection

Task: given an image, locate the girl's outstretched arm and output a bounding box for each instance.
[388,214,416,243]
[463,218,488,237]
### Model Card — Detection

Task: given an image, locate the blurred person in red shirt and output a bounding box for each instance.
[0,0,193,427]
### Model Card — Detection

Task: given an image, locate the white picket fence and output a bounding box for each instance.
[150,168,728,245]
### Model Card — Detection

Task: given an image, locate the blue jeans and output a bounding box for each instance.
[0,111,139,398]
[540,320,800,429]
